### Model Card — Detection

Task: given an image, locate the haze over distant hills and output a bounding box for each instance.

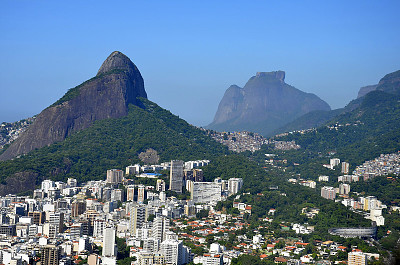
[207,71,331,136]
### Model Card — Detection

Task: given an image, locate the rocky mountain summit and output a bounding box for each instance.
[0,51,147,161]
[357,85,378,98]
[357,69,400,99]
[208,71,331,136]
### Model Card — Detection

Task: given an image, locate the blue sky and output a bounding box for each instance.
[1,1,399,126]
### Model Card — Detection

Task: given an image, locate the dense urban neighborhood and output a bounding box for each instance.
[0,148,397,265]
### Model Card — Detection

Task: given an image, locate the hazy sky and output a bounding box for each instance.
[1,1,399,126]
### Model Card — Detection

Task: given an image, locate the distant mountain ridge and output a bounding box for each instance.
[207,71,331,136]
[357,69,400,99]
[0,51,147,161]
[274,69,400,134]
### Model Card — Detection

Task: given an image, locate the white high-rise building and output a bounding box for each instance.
[130,204,148,235]
[126,165,138,176]
[67,178,77,187]
[137,185,146,203]
[341,162,350,174]
[190,181,221,204]
[160,239,184,265]
[228,178,243,195]
[102,227,116,257]
[339,183,351,195]
[126,186,135,202]
[143,238,161,252]
[156,179,166,192]
[106,169,124,184]
[93,219,106,238]
[330,158,341,169]
[152,216,170,242]
[48,212,64,233]
[79,237,90,253]
[42,180,55,194]
[170,160,184,193]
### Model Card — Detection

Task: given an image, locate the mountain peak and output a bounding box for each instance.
[97,51,138,76]
[255,71,285,82]
[208,71,330,136]
[0,52,147,161]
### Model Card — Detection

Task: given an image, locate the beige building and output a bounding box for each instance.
[137,252,165,265]
[348,252,367,265]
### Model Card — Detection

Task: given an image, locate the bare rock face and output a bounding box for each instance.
[208,71,331,136]
[0,51,147,161]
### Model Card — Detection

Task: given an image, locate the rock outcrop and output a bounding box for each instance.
[357,85,378,98]
[208,71,331,136]
[376,70,400,95]
[357,70,400,99]
[0,51,147,161]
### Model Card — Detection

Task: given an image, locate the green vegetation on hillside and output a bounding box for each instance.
[276,91,400,167]
[203,154,370,240]
[0,98,228,184]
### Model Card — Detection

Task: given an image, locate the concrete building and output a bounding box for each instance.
[156,179,166,192]
[228,178,243,195]
[102,227,116,257]
[111,189,124,202]
[152,216,170,242]
[67,178,77,187]
[126,186,135,202]
[93,219,106,237]
[348,252,367,265]
[170,160,184,193]
[48,212,64,232]
[330,158,341,169]
[321,186,336,200]
[138,185,146,203]
[143,238,161,252]
[160,239,184,265]
[130,204,148,235]
[43,223,58,238]
[339,183,351,195]
[71,201,86,217]
[106,169,124,185]
[28,211,45,225]
[126,165,138,176]
[318,176,329,182]
[201,254,223,265]
[41,245,60,265]
[88,254,101,265]
[137,252,165,265]
[342,162,350,174]
[41,180,55,194]
[189,181,221,204]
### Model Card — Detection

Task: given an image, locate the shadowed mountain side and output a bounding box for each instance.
[208,71,331,136]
